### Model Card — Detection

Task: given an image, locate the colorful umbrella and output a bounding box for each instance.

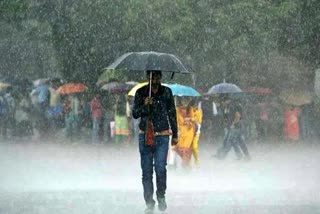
[0,82,11,90]
[128,82,148,96]
[57,83,88,95]
[163,83,201,97]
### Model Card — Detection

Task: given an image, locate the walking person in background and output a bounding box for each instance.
[15,92,33,139]
[63,94,82,141]
[101,94,114,143]
[213,95,251,161]
[256,97,271,143]
[90,92,102,143]
[63,95,74,140]
[114,95,131,145]
[283,105,300,142]
[31,81,50,139]
[0,92,9,140]
[47,83,63,136]
[72,94,82,137]
[132,70,178,213]
[4,88,16,139]
[174,96,197,169]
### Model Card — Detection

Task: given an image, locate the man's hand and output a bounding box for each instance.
[144,97,153,105]
[171,137,178,146]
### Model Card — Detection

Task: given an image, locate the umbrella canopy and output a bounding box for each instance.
[279,91,313,106]
[206,82,242,95]
[128,82,148,97]
[128,82,200,97]
[0,82,11,90]
[163,83,201,97]
[57,83,88,95]
[106,51,192,73]
[100,81,122,91]
[100,82,132,94]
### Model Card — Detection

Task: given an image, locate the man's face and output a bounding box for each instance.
[148,72,162,85]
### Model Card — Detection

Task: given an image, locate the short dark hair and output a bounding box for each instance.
[146,70,162,76]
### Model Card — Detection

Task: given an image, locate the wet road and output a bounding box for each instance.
[0,141,320,213]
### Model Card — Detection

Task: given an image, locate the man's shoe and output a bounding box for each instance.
[145,201,155,213]
[157,197,167,211]
[144,207,154,214]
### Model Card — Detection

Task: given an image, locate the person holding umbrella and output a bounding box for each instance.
[132,70,178,213]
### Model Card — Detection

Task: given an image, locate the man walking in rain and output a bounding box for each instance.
[213,95,251,160]
[132,70,178,213]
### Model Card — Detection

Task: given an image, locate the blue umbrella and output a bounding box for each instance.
[206,82,242,95]
[163,83,201,97]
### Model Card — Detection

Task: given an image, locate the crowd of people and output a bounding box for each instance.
[0,78,318,152]
[1,75,320,214]
[0,79,133,144]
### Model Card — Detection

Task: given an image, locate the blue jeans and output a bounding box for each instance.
[139,134,169,205]
[216,127,243,159]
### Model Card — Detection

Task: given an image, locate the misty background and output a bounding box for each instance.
[1,0,319,93]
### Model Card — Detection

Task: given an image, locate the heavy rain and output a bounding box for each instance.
[1,1,320,214]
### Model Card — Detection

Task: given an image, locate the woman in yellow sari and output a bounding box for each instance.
[174,97,197,168]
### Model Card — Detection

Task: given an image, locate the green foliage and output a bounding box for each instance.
[0,0,318,93]
[0,0,28,21]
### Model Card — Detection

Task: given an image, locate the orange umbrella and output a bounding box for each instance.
[57,83,88,95]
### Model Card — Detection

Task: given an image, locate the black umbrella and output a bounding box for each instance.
[106,51,192,74]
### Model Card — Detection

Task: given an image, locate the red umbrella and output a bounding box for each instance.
[57,83,88,95]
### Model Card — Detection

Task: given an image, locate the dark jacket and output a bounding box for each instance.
[132,84,178,139]
[223,102,243,129]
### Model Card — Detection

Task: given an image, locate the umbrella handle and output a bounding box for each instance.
[149,72,152,98]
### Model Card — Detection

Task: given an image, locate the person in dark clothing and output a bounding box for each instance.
[132,70,178,213]
[213,95,251,161]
